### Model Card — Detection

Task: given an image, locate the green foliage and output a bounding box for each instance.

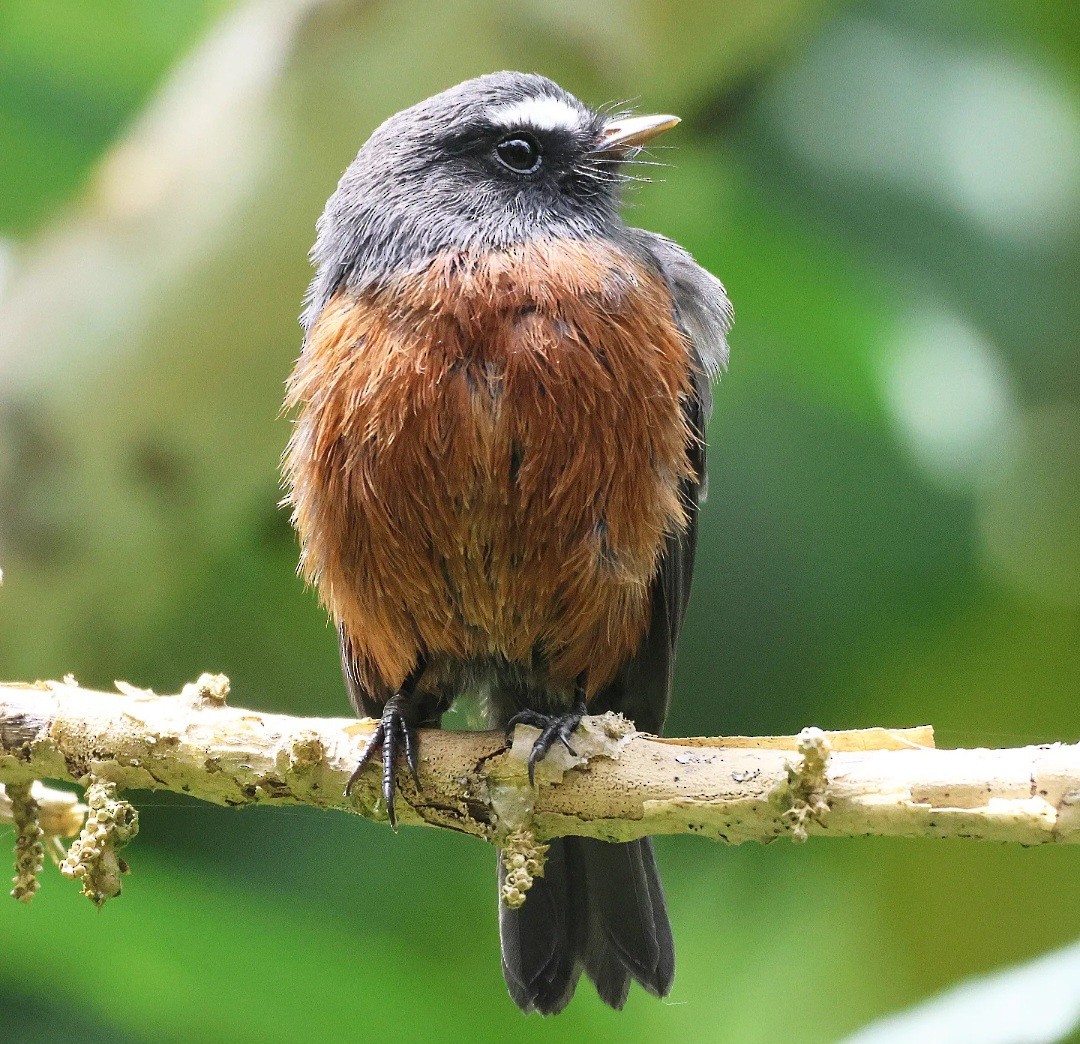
[0,0,227,234]
[0,0,1077,1040]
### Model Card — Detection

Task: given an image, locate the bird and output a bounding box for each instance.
[282,71,731,1015]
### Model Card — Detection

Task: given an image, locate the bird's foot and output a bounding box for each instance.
[344,694,421,830]
[504,699,587,785]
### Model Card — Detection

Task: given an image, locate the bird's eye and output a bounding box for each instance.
[494,134,542,174]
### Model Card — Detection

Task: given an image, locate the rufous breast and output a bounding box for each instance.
[284,238,695,698]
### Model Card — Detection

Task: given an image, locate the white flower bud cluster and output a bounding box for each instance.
[59,779,139,906]
[180,672,231,705]
[783,726,832,843]
[9,783,45,904]
[499,827,549,910]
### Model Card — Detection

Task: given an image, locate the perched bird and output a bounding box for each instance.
[283,71,731,1014]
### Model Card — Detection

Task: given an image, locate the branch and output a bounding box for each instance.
[3,674,1077,846]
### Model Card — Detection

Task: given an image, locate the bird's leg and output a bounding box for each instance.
[504,673,589,785]
[344,659,427,829]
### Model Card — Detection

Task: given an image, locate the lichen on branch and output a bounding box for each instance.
[7,782,45,903]
[58,778,138,907]
[1,677,1078,905]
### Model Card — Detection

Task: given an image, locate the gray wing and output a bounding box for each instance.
[633,230,731,425]
[592,231,732,734]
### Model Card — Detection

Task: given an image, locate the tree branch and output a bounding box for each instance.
[3,675,1077,865]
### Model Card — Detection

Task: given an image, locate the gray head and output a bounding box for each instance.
[303,72,679,327]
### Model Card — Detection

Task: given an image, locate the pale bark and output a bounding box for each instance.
[3,677,1077,855]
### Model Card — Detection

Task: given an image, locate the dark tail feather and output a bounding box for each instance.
[498,836,583,1014]
[499,836,674,1014]
[580,837,675,1003]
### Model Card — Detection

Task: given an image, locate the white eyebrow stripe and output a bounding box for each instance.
[487,96,583,134]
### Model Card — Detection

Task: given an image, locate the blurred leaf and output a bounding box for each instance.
[840,938,1080,1044]
[1,0,1078,1040]
[0,0,229,234]
[0,841,892,1044]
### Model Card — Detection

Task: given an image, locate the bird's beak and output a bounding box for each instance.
[598,113,681,151]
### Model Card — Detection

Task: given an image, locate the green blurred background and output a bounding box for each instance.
[1,1,1077,1040]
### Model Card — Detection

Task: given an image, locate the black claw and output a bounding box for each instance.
[382,716,399,829]
[527,739,545,785]
[506,700,587,786]
[504,709,551,745]
[557,726,578,757]
[401,719,421,788]
[344,721,385,798]
[343,696,422,831]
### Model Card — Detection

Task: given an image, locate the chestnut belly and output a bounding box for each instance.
[285,241,694,697]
